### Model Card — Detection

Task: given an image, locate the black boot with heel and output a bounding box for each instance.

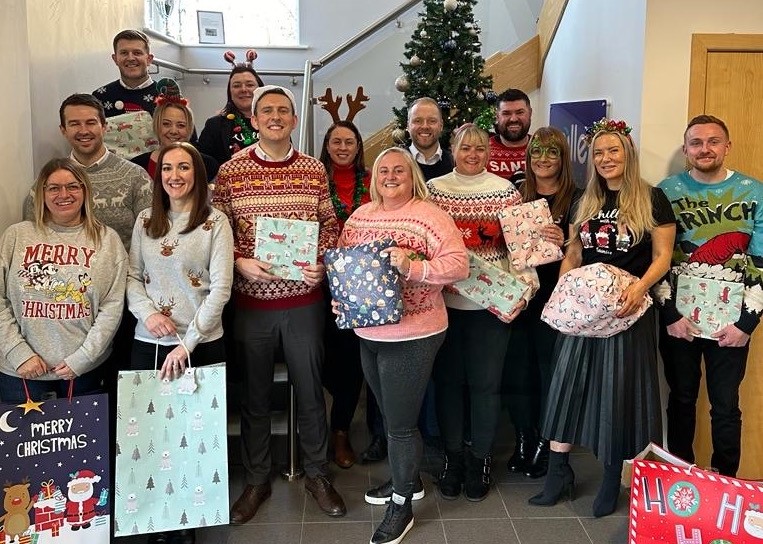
[507,429,535,473]
[528,450,575,506]
[592,461,622,517]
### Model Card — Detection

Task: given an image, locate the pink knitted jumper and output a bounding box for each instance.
[339,198,469,342]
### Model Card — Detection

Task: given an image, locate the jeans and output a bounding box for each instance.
[0,368,103,403]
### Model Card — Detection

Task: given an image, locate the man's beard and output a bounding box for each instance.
[496,122,530,143]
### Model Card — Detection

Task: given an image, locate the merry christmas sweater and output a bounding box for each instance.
[0,221,127,378]
[339,198,469,342]
[127,208,234,350]
[24,152,153,251]
[427,169,538,310]
[656,170,763,334]
[212,148,339,310]
[93,80,158,118]
[487,134,528,188]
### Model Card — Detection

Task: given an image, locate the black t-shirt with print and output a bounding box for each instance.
[576,186,674,277]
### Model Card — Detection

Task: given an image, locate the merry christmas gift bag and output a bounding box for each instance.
[0,391,110,544]
[324,240,403,329]
[498,199,563,268]
[628,459,763,543]
[113,361,229,536]
[253,217,319,280]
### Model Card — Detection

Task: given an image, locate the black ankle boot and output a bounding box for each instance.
[464,452,491,502]
[438,450,464,500]
[592,461,622,517]
[525,438,549,479]
[507,429,535,473]
[528,451,575,506]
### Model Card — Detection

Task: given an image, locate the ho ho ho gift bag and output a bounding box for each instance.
[113,352,229,537]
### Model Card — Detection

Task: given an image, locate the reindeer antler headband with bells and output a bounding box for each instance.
[317,86,370,124]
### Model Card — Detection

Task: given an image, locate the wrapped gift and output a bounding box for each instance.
[254,217,319,280]
[541,263,652,337]
[449,252,531,323]
[32,482,67,537]
[629,459,763,543]
[104,111,159,159]
[324,240,403,329]
[675,275,743,338]
[498,199,563,268]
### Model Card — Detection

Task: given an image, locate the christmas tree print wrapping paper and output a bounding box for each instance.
[0,393,110,543]
[675,275,743,339]
[324,240,403,329]
[629,459,763,543]
[253,217,319,281]
[114,364,229,536]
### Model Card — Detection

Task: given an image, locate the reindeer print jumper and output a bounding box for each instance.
[127,208,234,349]
[23,153,152,251]
[657,171,763,334]
[0,221,127,378]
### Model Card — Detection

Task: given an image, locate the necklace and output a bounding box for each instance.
[328,168,367,221]
[226,112,257,154]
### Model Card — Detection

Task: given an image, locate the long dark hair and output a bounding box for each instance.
[522,126,576,222]
[319,120,367,181]
[222,66,265,116]
[146,142,210,238]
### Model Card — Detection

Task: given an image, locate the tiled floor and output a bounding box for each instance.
[118,406,631,544]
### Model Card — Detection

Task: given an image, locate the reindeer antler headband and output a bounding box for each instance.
[318,86,370,124]
[224,49,258,69]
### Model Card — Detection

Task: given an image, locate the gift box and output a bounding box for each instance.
[675,274,743,338]
[498,199,563,268]
[254,217,319,280]
[541,263,652,337]
[104,111,159,159]
[33,488,66,537]
[449,252,531,323]
[325,240,403,329]
[621,442,692,488]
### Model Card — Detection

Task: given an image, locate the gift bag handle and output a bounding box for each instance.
[20,377,74,404]
[153,334,193,372]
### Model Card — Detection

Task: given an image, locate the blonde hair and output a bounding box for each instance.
[452,123,489,151]
[572,131,655,244]
[34,158,104,247]
[152,102,194,144]
[369,147,429,205]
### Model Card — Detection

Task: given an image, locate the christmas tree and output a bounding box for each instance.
[133,373,142,386]
[147,400,155,414]
[165,480,174,495]
[210,395,219,410]
[179,434,188,449]
[212,469,221,484]
[181,474,188,489]
[181,400,187,414]
[198,440,207,455]
[166,405,174,420]
[392,0,493,148]
[146,475,155,490]
[179,510,189,526]
[147,439,155,455]
[131,446,141,461]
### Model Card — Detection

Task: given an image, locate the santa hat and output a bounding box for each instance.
[68,469,101,487]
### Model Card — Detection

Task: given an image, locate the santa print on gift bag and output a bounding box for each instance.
[629,459,763,543]
[0,394,110,543]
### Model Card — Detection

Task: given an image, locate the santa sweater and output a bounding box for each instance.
[93,80,158,118]
[212,147,339,310]
[428,169,537,310]
[339,198,469,341]
[329,163,371,231]
[0,221,127,377]
[657,170,763,333]
[23,152,153,251]
[127,208,234,351]
[487,134,528,187]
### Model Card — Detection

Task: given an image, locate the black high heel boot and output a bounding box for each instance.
[525,438,549,479]
[592,461,622,517]
[528,451,575,506]
[507,429,535,473]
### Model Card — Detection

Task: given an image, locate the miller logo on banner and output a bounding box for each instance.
[630,459,763,543]
[549,99,607,187]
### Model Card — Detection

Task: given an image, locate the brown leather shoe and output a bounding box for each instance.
[333,430,356,469]
[230,483,272,525]
[305,475,347,517]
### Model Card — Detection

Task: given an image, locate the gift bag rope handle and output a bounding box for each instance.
[153,333,193,372]
[21,376,74,403]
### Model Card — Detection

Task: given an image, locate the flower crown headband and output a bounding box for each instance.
[154,78,188,107]
[584,117,632,144]
[224,49,258,69]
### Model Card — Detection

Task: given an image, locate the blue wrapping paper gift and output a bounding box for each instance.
[325,240,403,329]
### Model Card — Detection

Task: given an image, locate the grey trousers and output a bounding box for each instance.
[236,302,328,483]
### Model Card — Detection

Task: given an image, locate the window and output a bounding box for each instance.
[146,0,299,46]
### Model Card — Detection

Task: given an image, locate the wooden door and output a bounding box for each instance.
[688,34,763,479]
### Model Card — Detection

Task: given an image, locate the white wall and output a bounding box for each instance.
[639,0,763,184]
[1,0,34,233]
[536,0,647,144]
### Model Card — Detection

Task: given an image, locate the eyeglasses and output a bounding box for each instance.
[44,183,83,195]
[529,146,561,160]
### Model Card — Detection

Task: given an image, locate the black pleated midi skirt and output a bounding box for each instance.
[540,307,662,464]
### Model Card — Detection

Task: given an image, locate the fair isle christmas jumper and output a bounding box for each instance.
[656,170,763,334]
[127,208,234,350]
[487,134,528,188]
[212,148,339,310]
[0,221,127,377]
[339,198,469,342]
[427,169,538,310]
[93,80,158,118]
[24,152,153,251]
